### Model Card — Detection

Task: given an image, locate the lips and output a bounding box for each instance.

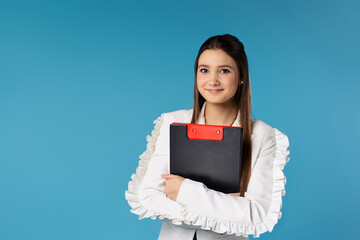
[206,89,224,94]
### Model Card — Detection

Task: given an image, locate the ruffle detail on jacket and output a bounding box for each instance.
[124,113,185,225]
[174,127,290,238]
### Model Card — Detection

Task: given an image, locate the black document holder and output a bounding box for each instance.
[170,122,243,194]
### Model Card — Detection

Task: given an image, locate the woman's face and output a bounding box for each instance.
[196,49,239,105]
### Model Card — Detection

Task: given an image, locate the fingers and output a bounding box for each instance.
[161,174,184,182]
[161,174,175,179]
[228,192,241,196]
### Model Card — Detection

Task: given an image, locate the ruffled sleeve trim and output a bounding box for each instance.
[124,113,186,224]
[174,127,290,238]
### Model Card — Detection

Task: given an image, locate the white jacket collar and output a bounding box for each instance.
[197,101,241,127]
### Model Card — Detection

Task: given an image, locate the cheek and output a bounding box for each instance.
[224,75,237,88]
[196,75,205,84]
[196,77,207,89]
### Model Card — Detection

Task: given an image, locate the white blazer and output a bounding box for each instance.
[125,101,290,239]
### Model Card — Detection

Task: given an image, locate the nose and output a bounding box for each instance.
[209,72,220,86]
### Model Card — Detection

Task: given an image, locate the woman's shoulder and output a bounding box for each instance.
[251,118,289,149]
[251,118,288,140]
[251,118,274,136]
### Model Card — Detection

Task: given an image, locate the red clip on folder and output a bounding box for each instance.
[170,122,243,194]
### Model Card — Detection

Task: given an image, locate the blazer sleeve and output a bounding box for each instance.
[124,113,204,230]
[175,125,290,238]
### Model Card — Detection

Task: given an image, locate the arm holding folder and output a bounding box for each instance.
[125,111,290,237]
[175,123,289,237]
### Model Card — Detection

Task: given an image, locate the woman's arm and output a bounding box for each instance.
[125,113,182,223]
[175,125,290,238]
[124,113,203,230]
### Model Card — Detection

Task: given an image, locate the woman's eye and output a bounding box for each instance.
[199,68,207,73]
[220,69,230,73]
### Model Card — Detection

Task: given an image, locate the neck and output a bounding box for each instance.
[204,100,238,126]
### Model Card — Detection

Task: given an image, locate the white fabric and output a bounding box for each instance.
[125,101,290,239]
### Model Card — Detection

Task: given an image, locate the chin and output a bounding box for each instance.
[204,95,236,104]
[204,98,228,105]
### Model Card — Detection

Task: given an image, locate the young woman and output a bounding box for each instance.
[125,34,290,240]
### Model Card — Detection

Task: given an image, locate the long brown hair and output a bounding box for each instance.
[190,34,253,197]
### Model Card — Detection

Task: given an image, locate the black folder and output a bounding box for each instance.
[170,122,243,194]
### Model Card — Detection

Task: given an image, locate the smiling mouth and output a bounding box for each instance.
[206,89,224,94]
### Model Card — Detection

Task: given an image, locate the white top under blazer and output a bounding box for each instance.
[125,101,291,240]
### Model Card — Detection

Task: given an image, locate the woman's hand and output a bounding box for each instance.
[161,174,185,201]
[228,192,240,197]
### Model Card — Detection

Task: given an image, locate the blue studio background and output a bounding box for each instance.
[0,0,359,239]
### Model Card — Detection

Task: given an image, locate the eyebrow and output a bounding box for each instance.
[198,64,234,70]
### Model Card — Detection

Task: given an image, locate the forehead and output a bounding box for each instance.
[198,49,235,66]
